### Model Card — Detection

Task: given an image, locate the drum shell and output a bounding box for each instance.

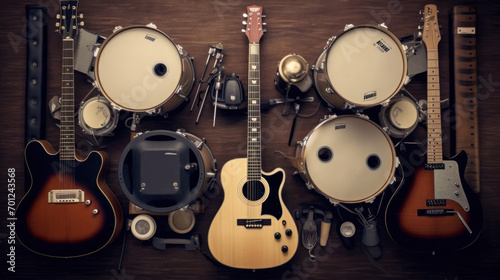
[313,25,407,109]
[295,115,397,204]
[94,25,194,114]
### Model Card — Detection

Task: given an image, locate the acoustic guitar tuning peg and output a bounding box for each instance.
[242,20,247,25]
[80,21,85,27]
[243,13,248,18]
[79,14,84,19]
[55,22,60,27]
[241,29,246,33]
[262,14,266,18]
[56,14,60,19]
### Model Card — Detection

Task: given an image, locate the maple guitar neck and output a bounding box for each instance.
[424,5,444,169]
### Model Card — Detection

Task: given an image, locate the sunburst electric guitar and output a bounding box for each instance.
[385,4,482,252]
[16,0,123,258]
[208,5,298,269]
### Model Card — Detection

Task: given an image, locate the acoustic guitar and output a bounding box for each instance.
[16,0,123,258]
[208,5,299,269]
[384,4,483,252]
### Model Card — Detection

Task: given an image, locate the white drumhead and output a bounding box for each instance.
[95,26,182,112]
[325,26,406,107]
[389,98,418,129]
[81,99,112,129]
[302,116,396,203]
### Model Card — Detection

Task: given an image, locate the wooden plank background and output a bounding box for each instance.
[1,0,499,279]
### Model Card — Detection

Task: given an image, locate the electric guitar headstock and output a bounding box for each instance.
[56,0,83,39]
[421,4,440,50]
[242,5,266,44]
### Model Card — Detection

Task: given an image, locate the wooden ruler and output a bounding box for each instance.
[450,6,480,193]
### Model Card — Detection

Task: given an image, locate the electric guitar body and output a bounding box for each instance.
[208,6,298,269]
[385,4,482,252]
[17,140,122,257]
[208,158,298,269]
[16,1,123,258]
[385,151,483,251]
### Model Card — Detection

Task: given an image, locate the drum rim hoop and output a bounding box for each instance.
[323,25,408,108]
[299,115,397,203]
[94,25,186,112]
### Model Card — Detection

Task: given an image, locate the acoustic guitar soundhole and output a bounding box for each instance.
[242,180,266,201]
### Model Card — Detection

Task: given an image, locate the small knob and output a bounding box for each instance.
[281,245,288,253]
[285,229,292,236]
[274,232,281,239]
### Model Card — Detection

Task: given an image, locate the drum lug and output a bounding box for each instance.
[378,23,388,29]
[380,99,391,107]
[343,102,354,110]
[176,44,187,56]
[321,114,337,122]
[175,128,187,136]
[364,198,375,204]
[344,24,355,31]
[356,114,369,120]
[305,181,314,191]
[146,23,157,29]
[145,107,161,115]
[324,36,336,50]
[403,75,411,85]
[328,198,339,205]
[112,26,122,33]
[175,85,188,99]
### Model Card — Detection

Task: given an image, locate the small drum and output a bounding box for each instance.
[95,24,195,115]
[118,130,216,213]
[313,24,407,109]
[78,96,119,136]
[295,115,397,204]
[378,94,420,138]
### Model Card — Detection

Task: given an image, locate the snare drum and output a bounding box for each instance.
[78,96,119,136]
[378,94,420,138]
[295,115,397,204]
[313,25,407,109]
[95,25,195,115]
[118,130,216,213]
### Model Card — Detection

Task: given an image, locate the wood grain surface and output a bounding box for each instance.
[1,0,499,279]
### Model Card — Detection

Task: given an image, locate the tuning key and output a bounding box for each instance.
[241,29,246,33]
[56,14,61,19]
[79,14,84,19]
[243,13,248,18]
[242,20,247,25]
[80,21,85,27]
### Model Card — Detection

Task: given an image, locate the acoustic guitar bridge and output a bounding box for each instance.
[237,219,271,228]
[48,189,85,203]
